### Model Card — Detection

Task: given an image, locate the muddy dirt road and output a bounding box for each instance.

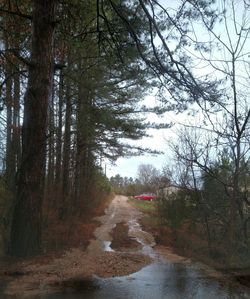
[87,195,155,254]
[1,195,250,298]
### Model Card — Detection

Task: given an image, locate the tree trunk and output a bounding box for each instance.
[227,138,241,266]
[13,67,21,172]
[5,58,14,188]
[46,77,55,192]
[10,0,57,257]
[61,77,71,218]
[55,68,64,187]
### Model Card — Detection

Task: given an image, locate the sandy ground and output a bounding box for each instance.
[4,195,154,297]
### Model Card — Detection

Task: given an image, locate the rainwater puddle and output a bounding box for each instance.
[61,217,250,299]
[127,219,156,258]
[102,241,114,252]
[1,198,249,299]
[8,260,248,299]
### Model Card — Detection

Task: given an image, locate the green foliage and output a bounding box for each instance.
[55,0,155,166]
[81,167,112,213]
[93,169,112,194]
[202,169,230,220]
[158,152,250,266]
[157,190,193,230]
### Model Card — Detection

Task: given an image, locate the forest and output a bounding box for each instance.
[0,0,249,271]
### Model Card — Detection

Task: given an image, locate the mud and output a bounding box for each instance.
[110,222,142,251]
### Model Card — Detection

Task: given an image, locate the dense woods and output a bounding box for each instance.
[0,0,155,256]
[0,0,249,269]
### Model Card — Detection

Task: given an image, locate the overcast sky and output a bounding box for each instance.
[105,95,192,178]
[106,131,169,178]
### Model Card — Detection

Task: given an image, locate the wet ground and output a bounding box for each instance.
[1,195,250,298]
[40,262,249,299]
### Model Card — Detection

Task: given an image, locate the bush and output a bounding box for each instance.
[157,190,193,230]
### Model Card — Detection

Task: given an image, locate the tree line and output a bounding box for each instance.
[110,164,170,195]
[0,0,157,256]
[0,0,249,265]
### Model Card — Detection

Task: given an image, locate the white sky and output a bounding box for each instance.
[105,96,190,178]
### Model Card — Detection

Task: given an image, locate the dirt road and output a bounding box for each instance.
[2,195,250,298]
[87,195,155,253]
[4,195,154,297]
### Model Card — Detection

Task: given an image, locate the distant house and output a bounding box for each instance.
[162,185,180,196]
[157,185,180,199]
[158,184,196,201]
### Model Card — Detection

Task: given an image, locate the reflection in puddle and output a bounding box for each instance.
[127,219,156,258]
[26,260,249,299]
[102,241,114,252]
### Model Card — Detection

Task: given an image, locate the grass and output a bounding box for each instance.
[128,197,160,238]
[128,197,157,215]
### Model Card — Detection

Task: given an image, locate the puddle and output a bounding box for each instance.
[53,278,100,291]
[102,241,114,252]
[128,219,155,246]
[127,219,156,258]
[19,261,250,299]
[109,222,143,252]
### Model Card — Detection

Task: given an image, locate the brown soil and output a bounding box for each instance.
[5,248,151,297]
